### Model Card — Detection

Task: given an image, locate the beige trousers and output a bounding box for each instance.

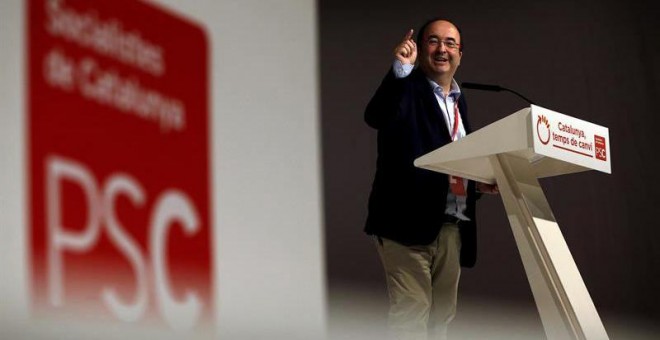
[375,223,462,340]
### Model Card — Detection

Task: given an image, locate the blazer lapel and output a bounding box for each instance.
[412,70,452,141]
[457,94,471,134]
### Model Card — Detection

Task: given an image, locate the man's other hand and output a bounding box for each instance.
[477,182,499,195]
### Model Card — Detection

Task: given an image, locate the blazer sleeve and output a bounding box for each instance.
[364,69,411,129]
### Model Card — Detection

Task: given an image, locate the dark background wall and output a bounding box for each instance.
[320,0,660,335]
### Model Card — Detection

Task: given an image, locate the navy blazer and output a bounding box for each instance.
[364,67,479,268]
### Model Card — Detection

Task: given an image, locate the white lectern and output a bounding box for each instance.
[415,105,611,340]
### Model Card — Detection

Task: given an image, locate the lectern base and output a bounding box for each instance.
[490,153,609,340]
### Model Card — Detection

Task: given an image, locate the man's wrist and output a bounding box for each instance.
[392,59,414,78]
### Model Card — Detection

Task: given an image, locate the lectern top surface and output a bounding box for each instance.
[414,105,611,181]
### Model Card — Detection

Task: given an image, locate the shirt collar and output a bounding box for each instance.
[428,78,461,99]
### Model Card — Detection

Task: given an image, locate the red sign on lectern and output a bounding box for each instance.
[28,0,212,330]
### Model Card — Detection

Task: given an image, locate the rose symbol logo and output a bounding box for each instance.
[537,115,550,145]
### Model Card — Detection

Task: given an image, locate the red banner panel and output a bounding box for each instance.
[28,0,212,330]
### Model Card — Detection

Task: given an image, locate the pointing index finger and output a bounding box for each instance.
[404,29,414,41]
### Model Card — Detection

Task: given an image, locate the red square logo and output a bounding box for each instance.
[594,135,607,161]
[28,0,212,330]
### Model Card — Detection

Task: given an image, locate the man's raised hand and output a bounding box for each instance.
[394,29,417,65]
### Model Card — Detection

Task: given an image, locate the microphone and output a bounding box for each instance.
[461,82,536,105]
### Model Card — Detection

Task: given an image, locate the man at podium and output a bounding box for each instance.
[364,18,497,339]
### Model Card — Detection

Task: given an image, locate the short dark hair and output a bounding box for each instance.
[415,17,464,52]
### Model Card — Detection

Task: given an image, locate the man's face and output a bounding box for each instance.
[419,20,462,82]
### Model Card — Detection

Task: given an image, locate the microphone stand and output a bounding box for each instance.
[461,82,537,106]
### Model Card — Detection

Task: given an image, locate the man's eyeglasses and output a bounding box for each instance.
[426,37,460,50]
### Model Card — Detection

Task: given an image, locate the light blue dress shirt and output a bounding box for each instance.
[392,60,470,221]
